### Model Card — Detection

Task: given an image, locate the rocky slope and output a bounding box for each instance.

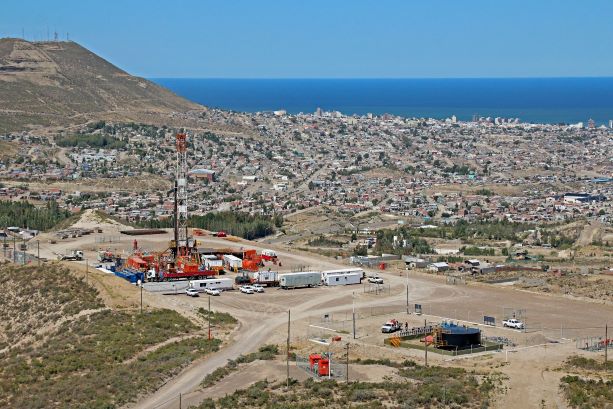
[0,38,202,132]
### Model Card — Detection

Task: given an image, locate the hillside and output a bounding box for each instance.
[0,38,202,132]
[0,263,231,408]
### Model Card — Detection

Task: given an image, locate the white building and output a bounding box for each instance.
[321,270,362,286]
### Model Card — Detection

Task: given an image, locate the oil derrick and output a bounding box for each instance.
[174,132,189,256]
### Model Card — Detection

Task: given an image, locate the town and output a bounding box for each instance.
[1,110,611,228]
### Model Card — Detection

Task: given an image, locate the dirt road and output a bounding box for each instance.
[128,259,613,409]
[44,222,609,409]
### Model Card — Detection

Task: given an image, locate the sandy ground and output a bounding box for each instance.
[18,213,612,409]
[125,264,611,409]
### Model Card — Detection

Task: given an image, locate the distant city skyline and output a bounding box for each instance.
[2,0,613,78]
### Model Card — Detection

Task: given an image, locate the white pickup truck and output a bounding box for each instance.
[368,275,384,284]
[502,318,524,329]
[381,319,403,333]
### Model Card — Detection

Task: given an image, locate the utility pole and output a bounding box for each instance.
[406,269,409,314]
[22,238,25,265]
[208,296,211,340]
[179,393,182,409]
[37,240,40,267]
[605,323,608,364]
[13,236,16,263]
[424,318,428,367]
[346,343,349,383]
[286,310,291,388]
[3,235,6,258]
[140,284,143,314]
[352,292,356,339]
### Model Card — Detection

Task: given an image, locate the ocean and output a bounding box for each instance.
[152,78,613,125]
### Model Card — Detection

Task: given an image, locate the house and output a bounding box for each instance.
[403,255,428,269]
[474,263,496,274]
[428,262,449,273]
[189,168,216,182]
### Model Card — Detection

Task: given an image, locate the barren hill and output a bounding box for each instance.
[0,38,202,132]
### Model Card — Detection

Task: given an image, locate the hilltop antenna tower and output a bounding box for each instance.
[174,132,189,256]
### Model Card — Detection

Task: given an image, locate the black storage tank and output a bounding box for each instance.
[440,322,481,349]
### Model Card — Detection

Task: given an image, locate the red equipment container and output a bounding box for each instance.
[318,358,330,376]
[243,249,257,259]
[242,259,259,272]
[309,354,322,370]
[379,262,386,270]
[126,256,149,270]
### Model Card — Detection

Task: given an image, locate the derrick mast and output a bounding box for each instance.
[175,132,189,256]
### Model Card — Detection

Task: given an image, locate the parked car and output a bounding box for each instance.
[214,231,227,237]
[240,285,255,294]
[204,288,221,296]
[252,284,265,293]
[502,318,524,329]
[368,275,384,284]
[185,288,199,297]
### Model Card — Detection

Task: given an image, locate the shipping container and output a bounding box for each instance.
[250,270,279,286]
[189,278,234,292]
[204,257,223,271]
[223,254,242,271]
[279,271,321,289]
[114,269,144,284]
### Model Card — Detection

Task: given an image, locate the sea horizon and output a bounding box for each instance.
[152,77,613,125]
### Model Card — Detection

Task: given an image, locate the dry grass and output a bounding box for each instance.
[0,262,235,408]
[193,360,505,409]
[0,263,103,351]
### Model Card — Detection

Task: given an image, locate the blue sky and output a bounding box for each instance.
[2,0,612,78]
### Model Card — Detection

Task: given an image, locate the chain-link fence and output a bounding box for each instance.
[296,355,347,380]
[362,283,391,295]
[576,336,613,352]
[95,235,121,244]
[2,248,40,264]
[446,275,466,285]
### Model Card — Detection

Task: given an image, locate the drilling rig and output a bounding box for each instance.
[148,132,215,281]
[173,132,190,257]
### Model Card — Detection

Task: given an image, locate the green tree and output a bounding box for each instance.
[353,245,368,256]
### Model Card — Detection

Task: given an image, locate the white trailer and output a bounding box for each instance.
[189,278,234,292]
[322,271,362,286]
[223,254,242,271]
[250,271,279,286]
[279,271,321,289]
[204,257,223,271]
[322,268,365,278]
[142,280,191,294]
